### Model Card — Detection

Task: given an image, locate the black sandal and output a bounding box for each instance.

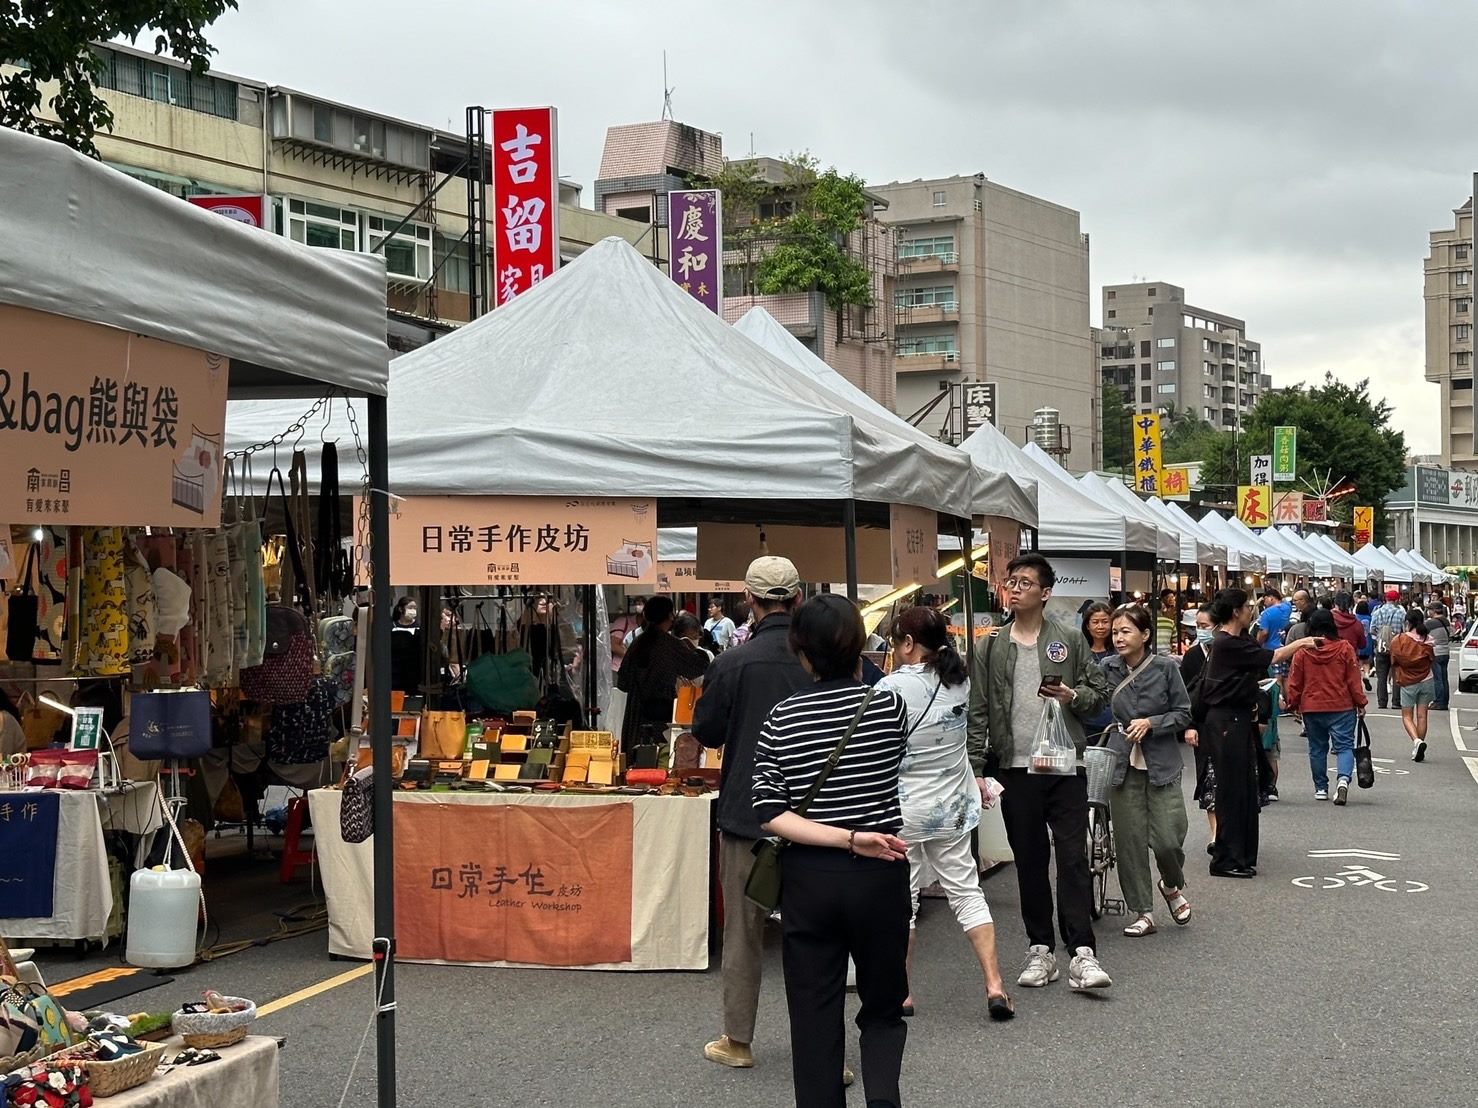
[988,994,1015,1021]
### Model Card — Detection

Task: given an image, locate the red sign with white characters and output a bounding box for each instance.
[187,194,266,228]
[491,107,560,306]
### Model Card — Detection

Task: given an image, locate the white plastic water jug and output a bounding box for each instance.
[125,867,200,968]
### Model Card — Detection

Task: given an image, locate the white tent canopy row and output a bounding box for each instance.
[1071,468,1198,564]
[960,424,1159,555]
[1402,549,1453,584]
[1275,527,1359,580]
[1019,444,1178,561]
[1194,512,1268,575]
[1354,544,1417,584]
[1143,494,1228,567]
[0,127,389,398]
[734,308,1037,527]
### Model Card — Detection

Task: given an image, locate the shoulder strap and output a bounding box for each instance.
[794,688,875,818]
[904,679,944,739]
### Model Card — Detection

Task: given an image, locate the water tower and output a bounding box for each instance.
[1029,407,1072,459]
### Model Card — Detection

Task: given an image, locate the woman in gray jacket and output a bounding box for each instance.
[1099,605,1193,937]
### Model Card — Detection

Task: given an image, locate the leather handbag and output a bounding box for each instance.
[5,542,39,661]
[128,689,213,759]
[744,688,875,912]
[1354,716,1375,789]
[419,709,467,760]
[340,766,374,843]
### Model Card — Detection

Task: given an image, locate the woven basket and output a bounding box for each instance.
[1083,744,1121,808]
[55,1043,165,1098]
[171,998,255,1049]
[0,1040,52,1074]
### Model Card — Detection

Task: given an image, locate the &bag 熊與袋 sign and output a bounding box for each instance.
[0,306,227,527]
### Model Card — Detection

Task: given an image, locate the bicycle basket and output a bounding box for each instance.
[1083,744,1120,807]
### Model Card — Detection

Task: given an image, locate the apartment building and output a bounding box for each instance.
[2,42,661,349]
[1097,282,1270,430]
[592,128,898,407]
[1423,191,1474,467]
[869,174,1097,472]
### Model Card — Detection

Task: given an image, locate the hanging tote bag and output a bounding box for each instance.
[1354,716,1375,789]
[240,468,316,703]
[5,542,39,662]
[128,689,213,760]
[77,526,131,676]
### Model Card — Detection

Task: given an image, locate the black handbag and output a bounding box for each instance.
[5,542,39,661]
[340,766,374,843]
[1354,716,1375,789]
[744,688,875,912]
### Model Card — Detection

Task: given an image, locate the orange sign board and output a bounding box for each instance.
[654,561,743,594]
[697,523,892,585]
[1237,484,1271,529]
[1353,505,1374,546]
[1159,465,1191,501]
[0,306,227,526]
[394,800,634,966]
[1272,490,1304,525]
[383,495,657,586]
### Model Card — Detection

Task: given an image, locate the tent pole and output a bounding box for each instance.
[958,518,976,667]
[583,584,597,726]
[843,501,859,602]
[368,394,398,1108]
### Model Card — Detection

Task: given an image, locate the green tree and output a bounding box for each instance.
[1,2,238,158]
[1235,374,1407,537]
[1100,382,1135,475]
[1161,405,1236,491]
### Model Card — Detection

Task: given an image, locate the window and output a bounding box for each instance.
[1203,384,1217,400]
[1107,309,1116,319]
[1458,299,1471,314]
[898,235,955,259]
[1203,360,1216,375]
[93,47,238,120]
[1157,383,1176,394]
[1203,407,1215,421]
[287,199,358,251]
[1147,287,1156,296]
[1459,271,1471,287]
[434,234,470,294]
[931,190,947,207]
[1157,360,1176,372]
[615,205,651,223]
[1459,244,1471,260]
[1456,324,1472,342]
[1106,290,1116,300]
[1140,340,1151,358]
[1140,365,1151,381]
[1157,337,1176,348]
[758,199,795,220]
[366,215,432,280]
[895,286,957,309]
[1147,306,1154,316]
[1141,386,1151,403]
[897,336,957,356]
[1455,377,1474,390]
[1457,351,1471,368]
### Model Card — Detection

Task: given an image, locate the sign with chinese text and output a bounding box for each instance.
[1250,454,1272,488]
[1353,506,1374,547]
[962,382,998,437]
[1272,491,1304,526]
[1238,485,1271,529]
[984,516,1020,600]
[0,306,227,527]
[491,107,560,307]
[1303,498,1328,523]
[1132,413,1163,496]
[186,194,266,228]
[667,190,721,313]
[1159,464,1192,501]
[654,562,742,594]
[1272,426,1297,482]
[891,504,939,588]
[69,706,105,752]
[0,791,59,919]
[383,496,657,586]
[394,800,633,966]
[1413,466,1478,510]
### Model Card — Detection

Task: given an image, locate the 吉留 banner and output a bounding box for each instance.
[492,107,560,307]
[0,306,227,527]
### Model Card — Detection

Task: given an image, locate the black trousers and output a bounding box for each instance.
[1374,653,1393,709]
[779,845,910,1108]
[1000,768,1096,953]
[1206,708,1260,870]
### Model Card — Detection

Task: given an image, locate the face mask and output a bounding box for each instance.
[1195,628,1213,646]
[404,608,418,623]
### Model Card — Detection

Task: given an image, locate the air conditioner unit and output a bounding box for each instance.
[943,352,959,363]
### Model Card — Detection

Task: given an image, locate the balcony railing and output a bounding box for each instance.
[898,251,960,269]
[895,302,959,325]
[896,349,960,372]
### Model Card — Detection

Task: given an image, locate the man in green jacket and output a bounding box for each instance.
[968,552,1113,993]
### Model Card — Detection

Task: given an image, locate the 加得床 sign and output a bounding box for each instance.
[0,306,227,527]
[383,495,657,586]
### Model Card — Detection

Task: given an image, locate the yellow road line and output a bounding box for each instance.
[256,964,374,1018]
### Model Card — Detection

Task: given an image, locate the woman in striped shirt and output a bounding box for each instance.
[752,594,912,1108]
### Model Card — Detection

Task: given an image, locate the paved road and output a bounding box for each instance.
[31,693,1478,1107]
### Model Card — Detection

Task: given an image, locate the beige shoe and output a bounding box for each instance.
[703,1036,754,1068]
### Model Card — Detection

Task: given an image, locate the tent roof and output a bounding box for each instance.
[376,237,969,515]
[1254,524,1318,575]
[1022,445,1176,560]
[1401,549,1451,583]
[1222,515,1312,574]
[1074,469,1197,564]
[0,126,389,398]
[1192,511,1268,574]
[1383,547,1435,583]
[959,423,1158,554]
[1276,528,1357,579]
[1140,494,1226,567]
[733,307,1037,527]
[1354,544,1411,583]
[1161,502,1238,570]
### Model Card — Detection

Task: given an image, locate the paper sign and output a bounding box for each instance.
[69,706,105,752]
[1272,426,1297,482]
[382,495,657,586]
[654,561,742,594]
[1238,485,1272,529]
[891,504,939,588]
[1250,454,1272,488]
[1272,491,1303,526]
[1132,413,1163,497]
[0,306,227,527]
[697,523,895,586]
[1047,557,1112,599]
[667,190,722,313]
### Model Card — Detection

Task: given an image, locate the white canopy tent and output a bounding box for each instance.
[959,423,1159,554]
[1163,502,1242,572]
[1223,516,1313,575]
[1403,549,1452,584]
[1307,531,1366,580]
[1384,547,1436,585]
[734,307,1036,526]
[1256,524,1320,577]
[1355,544,1412,584]
[1194,512,1268,575]
[1140,494,1227,567]
[1021,445,1177,561]
[0,127,389,397]
[1277,528,1358,579]
[1075,470,1207,564]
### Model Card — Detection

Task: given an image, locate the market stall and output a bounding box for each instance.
[1193,509,1269,577]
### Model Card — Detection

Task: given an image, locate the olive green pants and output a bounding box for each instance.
[1110,767,1189,915]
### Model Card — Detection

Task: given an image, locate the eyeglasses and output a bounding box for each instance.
[1004,577,1041,592]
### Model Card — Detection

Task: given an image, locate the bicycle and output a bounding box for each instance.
[1083,738,1124,919]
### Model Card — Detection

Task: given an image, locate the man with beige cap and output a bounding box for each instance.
[693,556,809,1071]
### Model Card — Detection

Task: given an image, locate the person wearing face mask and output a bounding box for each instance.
[390,594,421,693]
[1179,608,1217,850]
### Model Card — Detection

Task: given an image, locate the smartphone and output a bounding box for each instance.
[1038,674,1063,696]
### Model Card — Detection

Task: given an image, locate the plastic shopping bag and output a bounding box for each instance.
[1028,698,1076,775]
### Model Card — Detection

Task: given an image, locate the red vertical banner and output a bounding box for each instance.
[491,107,560,307]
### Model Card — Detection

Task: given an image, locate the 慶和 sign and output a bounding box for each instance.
[0,306,227,527]
[667,190,722,313]
[382,495,657,586]
[491,107,560,307]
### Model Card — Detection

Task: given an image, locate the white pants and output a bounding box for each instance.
[907,830,992,932]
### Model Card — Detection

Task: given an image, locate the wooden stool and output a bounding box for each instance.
[279,796,315,883]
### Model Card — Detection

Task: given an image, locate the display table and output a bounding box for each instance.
[103,1035,279,1108]
[1,783,161,943]
[310,789,714,971]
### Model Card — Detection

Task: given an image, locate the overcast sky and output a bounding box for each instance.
[202,0,1468,454]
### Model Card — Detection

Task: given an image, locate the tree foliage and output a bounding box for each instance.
[0,1,237,157]
[1100,383,1135,475]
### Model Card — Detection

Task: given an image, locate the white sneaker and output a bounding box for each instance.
[1333,778,1349,806]
[1314,788,1328,801]
[1068,946,1112,991]
[1017,944,1059,987]
[1412,740,1427,763]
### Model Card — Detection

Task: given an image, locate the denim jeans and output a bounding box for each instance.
[1304,710,1357,792]
[1433,655,1450,709]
